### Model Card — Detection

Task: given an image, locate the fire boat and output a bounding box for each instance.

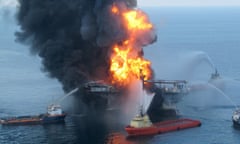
[125,102,201,137]
[0,104,66,125]
[125,74,201,137]
[232,109,240,127]
[0,88,79,125]
[209,69,221,81]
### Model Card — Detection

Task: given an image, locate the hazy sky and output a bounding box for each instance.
[138,0,240,6]
[1,0,240,8]
[0,0,18,8]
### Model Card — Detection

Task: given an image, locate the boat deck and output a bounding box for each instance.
[125,118,201,136]
[154,118,201,133]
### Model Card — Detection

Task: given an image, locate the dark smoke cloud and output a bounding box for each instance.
[16,0,156,104]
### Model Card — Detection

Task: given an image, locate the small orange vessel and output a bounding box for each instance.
[125,71,201,136]
[125,114,201,136]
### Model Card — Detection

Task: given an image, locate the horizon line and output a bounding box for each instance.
[138,5,240,7]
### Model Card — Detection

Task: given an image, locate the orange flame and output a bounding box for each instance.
[111,5,119,14]
[110,44,152,85]
[123,11,153,31]
[110,47,151,85]
[110,5,153,86]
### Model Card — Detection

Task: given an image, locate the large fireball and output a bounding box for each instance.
[110,5,154,86]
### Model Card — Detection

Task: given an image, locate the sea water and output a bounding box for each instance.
[1,7,240,144]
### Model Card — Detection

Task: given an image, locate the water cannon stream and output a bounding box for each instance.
[207,83,238,110]
[196,51,215,70]
[53,88,79,105]
[139,69,146,116]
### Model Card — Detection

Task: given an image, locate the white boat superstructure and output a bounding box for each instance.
[47,104,63,116]
[233,109,240,126]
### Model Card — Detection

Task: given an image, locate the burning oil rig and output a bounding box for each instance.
[15,0,189,122]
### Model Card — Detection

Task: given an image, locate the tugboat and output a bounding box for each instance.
[232,109,240,127]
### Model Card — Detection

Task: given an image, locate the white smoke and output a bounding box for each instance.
[0,0,18,8]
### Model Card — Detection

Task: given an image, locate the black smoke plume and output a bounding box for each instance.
[16,0,157,110]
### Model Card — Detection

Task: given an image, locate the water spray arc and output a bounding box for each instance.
[207,83,238,110]
[190,51,216,70]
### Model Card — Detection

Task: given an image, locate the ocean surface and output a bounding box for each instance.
[1,7,240,144]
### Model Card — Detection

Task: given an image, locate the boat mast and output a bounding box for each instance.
[139,69,145,117]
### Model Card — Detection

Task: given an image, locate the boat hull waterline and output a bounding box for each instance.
[125,118,201,136]
[0,114,66,125]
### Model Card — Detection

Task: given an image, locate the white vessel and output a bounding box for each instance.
[232,109,240,127]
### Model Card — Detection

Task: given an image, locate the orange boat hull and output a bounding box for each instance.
[125,118,201,136]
